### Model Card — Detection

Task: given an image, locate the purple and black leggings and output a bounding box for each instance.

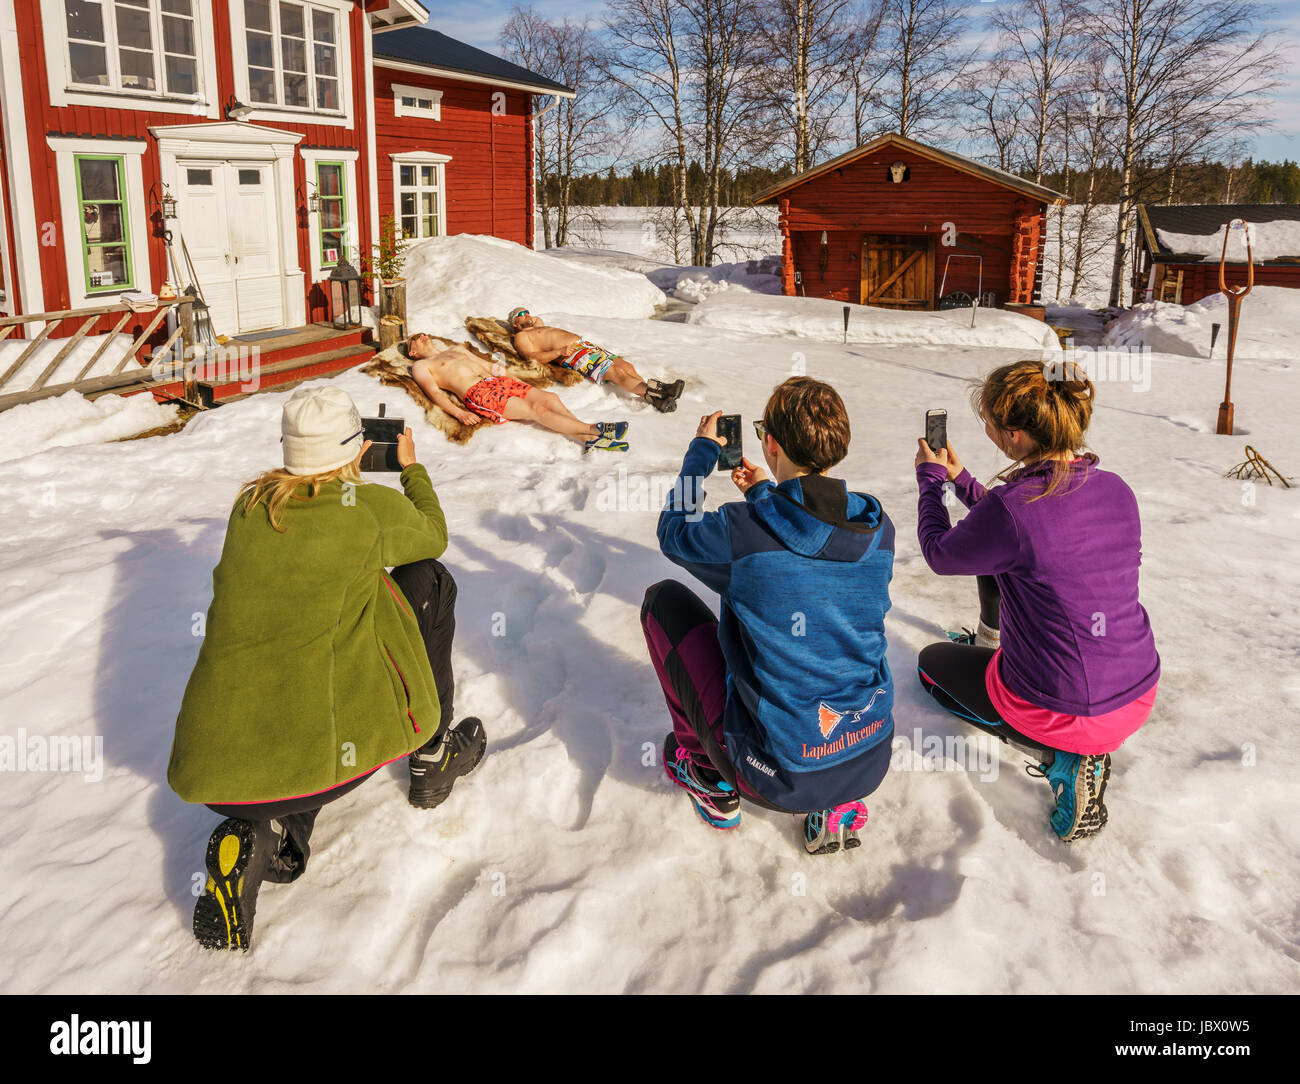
[640,579,788,813]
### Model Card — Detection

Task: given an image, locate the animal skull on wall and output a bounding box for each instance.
[889,161,908,183]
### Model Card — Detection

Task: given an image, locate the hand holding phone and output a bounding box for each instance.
[924,408,947,455]
[716,414,743,471]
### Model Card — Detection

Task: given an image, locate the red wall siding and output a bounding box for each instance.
[9,0,374,334]
[0,99,18,316]
[775,145,1046,307]
[1170,262,1300,305]
[373,67,531,245]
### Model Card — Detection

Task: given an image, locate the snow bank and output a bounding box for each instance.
[687,291,1062,352]
[0,389,178,464]
[1104,285,1300,359]
[1156,220,1300,262]
[662,256,783,303]
[403,234,666,339]
[0,333,137,395]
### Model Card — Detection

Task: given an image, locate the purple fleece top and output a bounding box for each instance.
[916,457,1160,715]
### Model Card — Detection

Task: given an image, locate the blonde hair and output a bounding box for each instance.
[973,358,1096,500]
[235,459,362,532]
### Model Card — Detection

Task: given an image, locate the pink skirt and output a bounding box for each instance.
[985,648,1157,755]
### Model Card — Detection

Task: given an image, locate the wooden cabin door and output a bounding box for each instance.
[861,235,934,309]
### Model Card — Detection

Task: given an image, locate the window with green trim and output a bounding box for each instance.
[75,154,134,292]
[315,160,347,267]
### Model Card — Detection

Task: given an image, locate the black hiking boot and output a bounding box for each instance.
[646,379,684,413]
[408,717,487,809]
[193,818,280,952]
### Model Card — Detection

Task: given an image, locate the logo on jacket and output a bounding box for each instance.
[817,688,887,738]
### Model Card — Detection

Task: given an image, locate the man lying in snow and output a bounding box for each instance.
[507,307,684,413]
[641,377,894,854]
[406,333,629,452]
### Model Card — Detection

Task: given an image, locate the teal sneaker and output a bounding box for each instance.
[1028,752,1111,841]
[802,800,868,855]
[585,433,629,452]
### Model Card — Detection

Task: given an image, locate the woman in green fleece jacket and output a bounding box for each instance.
[168,384,486,952]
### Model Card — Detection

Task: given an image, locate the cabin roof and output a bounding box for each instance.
[372,26,575,96]
[751,133,1069,207]
[1137,203,1300,262]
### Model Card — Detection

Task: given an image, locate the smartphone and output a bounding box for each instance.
[361,403,405,471]
[925,408,947,455]
[716,414,742,470]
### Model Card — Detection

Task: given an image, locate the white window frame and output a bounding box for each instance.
[229,0,355,129]
[390,152,450,243]
[47,136,150,310]
[41,0,220,118]
[301,148,359,284]
[391,82,441,120]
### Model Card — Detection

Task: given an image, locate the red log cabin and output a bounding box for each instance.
[752,134,1068,320]
[1133,203,1300,304]
[0,1,572,380]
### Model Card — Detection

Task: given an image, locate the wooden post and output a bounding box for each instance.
[179,297,197,403]
[378,315,405,352]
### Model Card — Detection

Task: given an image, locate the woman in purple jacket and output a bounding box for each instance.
[914,359,1160,841]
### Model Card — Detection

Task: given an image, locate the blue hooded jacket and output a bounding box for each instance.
[657,437,895,811]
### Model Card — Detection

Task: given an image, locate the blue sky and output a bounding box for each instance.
[436,1,1300,163]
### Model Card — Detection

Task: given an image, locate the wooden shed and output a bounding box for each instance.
[1134,203,1300,304]
[752,134,1068,319]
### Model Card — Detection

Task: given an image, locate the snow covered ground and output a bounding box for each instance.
[1105,286,1300,361]
[1,236,1297,994]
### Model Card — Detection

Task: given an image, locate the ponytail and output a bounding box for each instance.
[972,359,1096,499]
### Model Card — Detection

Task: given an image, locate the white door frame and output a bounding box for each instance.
[149,121,306,328]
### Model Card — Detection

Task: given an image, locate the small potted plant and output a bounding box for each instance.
[367,213,408,323]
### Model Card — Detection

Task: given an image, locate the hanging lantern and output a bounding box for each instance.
[328,259,362,329]
[307,182,320,216]
[161,184,178,220]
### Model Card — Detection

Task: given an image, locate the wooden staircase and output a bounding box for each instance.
[143,323,378,408]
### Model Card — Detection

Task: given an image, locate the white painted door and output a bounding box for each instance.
[175,160,284,335]
[226,163,283,332]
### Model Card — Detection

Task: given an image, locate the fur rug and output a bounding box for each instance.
[358,317,581,444]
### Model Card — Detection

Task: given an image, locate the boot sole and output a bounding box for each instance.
[409,733,487,810]
[1060,754,1111,841]
[193,820,259,951]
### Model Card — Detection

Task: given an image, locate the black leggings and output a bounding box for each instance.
[205,558,459,879]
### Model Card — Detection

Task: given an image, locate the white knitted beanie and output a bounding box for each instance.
[281,385,364,475]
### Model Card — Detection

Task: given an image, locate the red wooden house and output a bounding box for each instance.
[1133,203,1300,304]
[0,2,571,404]
[752,133,1068,319]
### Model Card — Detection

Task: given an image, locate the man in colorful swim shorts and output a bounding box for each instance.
[405,334,629,451]
[507,308,684,413]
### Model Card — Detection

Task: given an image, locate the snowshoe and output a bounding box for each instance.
[1027,751,1110,841]
[192,818,278,951]
[663,732,740,829]
[408,717,487,809]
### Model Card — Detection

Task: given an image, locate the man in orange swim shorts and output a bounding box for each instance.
[406,335,629,451]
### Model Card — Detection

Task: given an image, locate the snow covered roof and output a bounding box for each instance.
[751,133,1069,207]
[371,26,574,97]
[1138,204,1300,264]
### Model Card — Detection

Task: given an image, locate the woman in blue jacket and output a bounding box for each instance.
[641,377,895,855]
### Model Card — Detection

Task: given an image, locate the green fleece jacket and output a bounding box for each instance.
[168,464,448,804]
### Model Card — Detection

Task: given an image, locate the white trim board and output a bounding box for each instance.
[391,83,441,120]
[0,0,47,322]
[375,59,575,99]
[40,0,221,119]
[46,136,151,311]
[389,151,450,242]
[149,121,307,327]
[227,0,356,130]
[301,147,360,284]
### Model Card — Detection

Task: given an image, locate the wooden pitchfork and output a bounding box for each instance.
[1216,219,1254,435]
